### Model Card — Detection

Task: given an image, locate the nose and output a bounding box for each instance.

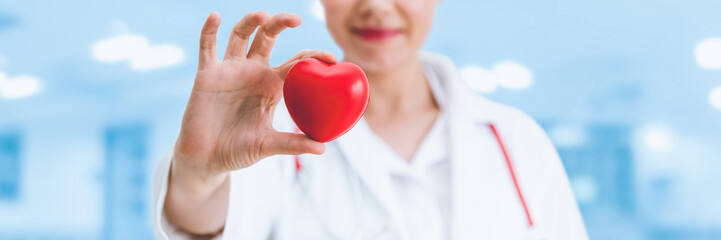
[357,0,395,20]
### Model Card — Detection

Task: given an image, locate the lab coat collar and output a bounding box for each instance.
[334,51,508,239]
[424,52,530,238]
[417,51,497,123]
[420,52,510,238]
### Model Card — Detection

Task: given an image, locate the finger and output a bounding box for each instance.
[275,49,337,80]
[247,12,302,62]
[224,10,270,60]
[198,12,221,69]
[262,132,326,157]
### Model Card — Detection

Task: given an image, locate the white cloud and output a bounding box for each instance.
[494,62,533,89]
[695,38,721,70]
[460,66,496,92]
[130,45,184,71]
[710,85,721,110]
[92,35,148,62]
[548,124,589,148]
[91,34,184,71]
[635,123,673,152]
[0,71,42,99]
[461,61,533,93]
[570,176,598,204]
[310,0,325,22]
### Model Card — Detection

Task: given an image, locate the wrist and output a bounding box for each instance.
[170,152,228,195]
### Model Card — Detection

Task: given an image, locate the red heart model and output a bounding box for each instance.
[284,58,369,143]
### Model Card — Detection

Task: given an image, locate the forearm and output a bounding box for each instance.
[164,155,230,235]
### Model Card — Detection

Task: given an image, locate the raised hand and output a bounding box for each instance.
[165,11,335,235]
[176,11,335,175]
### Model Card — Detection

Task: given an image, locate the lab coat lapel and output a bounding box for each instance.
[421,51,491,238]
[446,72,530,239]
[448,99,500,239]
[334,122,409,240]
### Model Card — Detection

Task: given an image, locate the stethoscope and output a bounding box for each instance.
[292,123,535,239]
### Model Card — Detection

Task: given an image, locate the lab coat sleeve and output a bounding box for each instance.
[151,151,292,240]
[152,151,194,240]
[509,110,589,240]
[152,101,296,240]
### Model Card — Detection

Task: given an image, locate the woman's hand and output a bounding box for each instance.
[176,11,334,175]
[165,11,335,235]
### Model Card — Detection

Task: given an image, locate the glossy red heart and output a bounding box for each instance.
[283,58,369,142]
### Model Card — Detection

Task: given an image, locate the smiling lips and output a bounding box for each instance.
[352,27,401,42]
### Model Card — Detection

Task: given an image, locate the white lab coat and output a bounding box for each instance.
[152,52,588,240]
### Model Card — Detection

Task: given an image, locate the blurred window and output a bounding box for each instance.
[0,130,21,201]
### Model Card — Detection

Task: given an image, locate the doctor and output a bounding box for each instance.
[153,0,588,239]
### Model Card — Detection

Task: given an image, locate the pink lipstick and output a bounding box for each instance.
[352,27,401,42]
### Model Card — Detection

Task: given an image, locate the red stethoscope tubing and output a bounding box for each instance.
[293,123,534,228]
[488,123,534,228]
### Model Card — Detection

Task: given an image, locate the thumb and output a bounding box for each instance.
[262,132,326,157]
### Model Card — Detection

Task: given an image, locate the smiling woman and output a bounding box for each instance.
[152,0,587,239]
[1,0,721,239]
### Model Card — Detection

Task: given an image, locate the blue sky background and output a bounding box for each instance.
[1,0,721,239]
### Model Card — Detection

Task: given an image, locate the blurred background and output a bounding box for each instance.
[1,0,720,239]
